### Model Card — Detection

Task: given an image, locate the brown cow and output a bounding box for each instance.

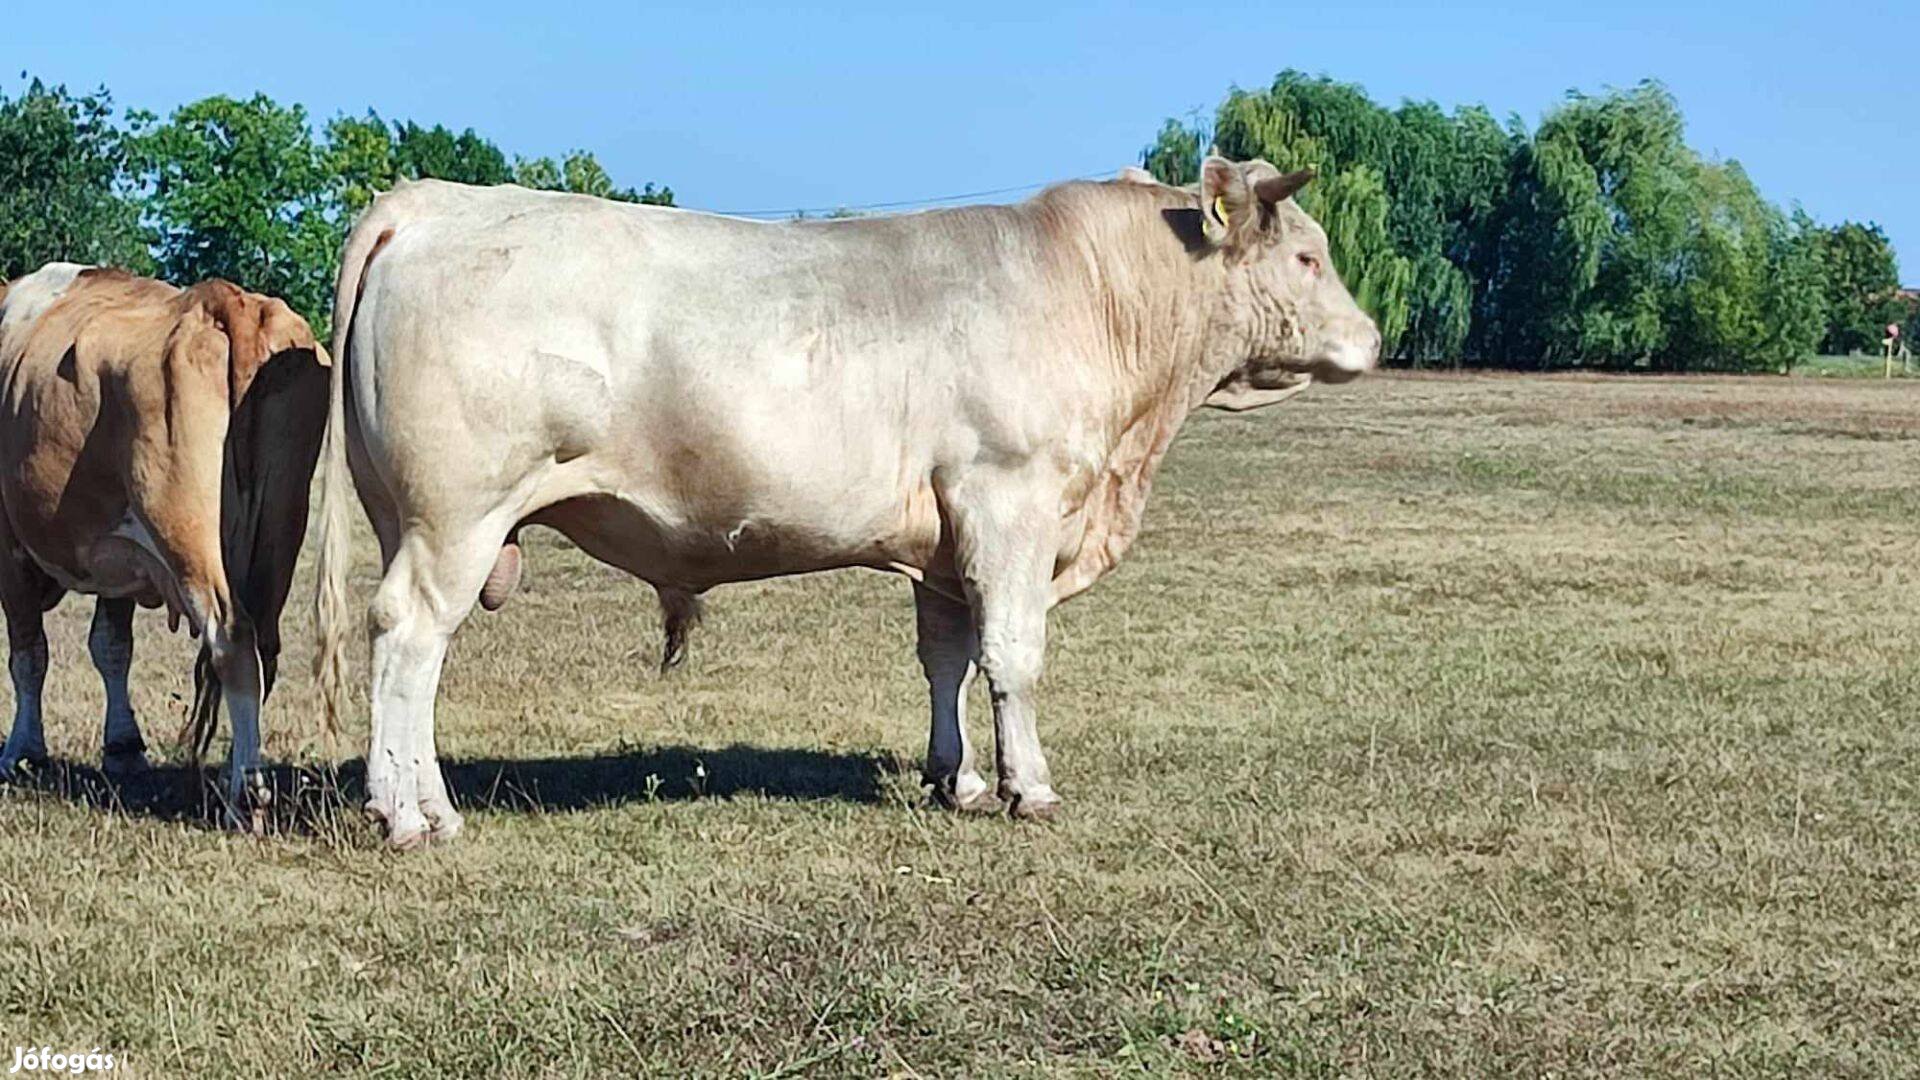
[0,263,329,823]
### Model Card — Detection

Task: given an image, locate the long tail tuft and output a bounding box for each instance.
[313,222,394,744]
[659,588,704,673]
[183,645,222,761]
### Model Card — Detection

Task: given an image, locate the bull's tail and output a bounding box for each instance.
[659,588,704,673]
[314,215,395,738]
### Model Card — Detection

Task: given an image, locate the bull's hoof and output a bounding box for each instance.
[1004,787,1063,822]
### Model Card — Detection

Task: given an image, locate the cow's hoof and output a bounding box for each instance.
[0,751,48,782]
[928,770,999,814]
[222,779,272,836]
[102,749,150,778]
[1004,787,1062,822]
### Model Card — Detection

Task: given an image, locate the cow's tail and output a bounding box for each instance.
[186,647,220,760]
[314,213,394,741]
[185,303,333,761]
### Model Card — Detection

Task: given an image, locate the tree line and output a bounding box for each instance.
[1146,72,1910,371]
[0,78,671,335]
[3,72,1908,370]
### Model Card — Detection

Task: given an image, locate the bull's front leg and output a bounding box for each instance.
[913,581,993,812]
[947,481,1063,820]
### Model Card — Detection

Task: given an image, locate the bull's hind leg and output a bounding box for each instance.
[913,582,993,811]
[365,527,500,848]
[89,598,148,775]
[0,539,58,779]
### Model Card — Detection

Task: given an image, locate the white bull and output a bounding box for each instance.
[315,157,1380,847]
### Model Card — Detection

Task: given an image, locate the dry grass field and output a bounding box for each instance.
[2,372,1918,1077]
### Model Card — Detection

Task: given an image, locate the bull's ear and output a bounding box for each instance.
[1255,167,1316,206]
[1199,156,1252,247]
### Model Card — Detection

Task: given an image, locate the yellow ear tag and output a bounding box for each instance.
[1213,195,1230,226]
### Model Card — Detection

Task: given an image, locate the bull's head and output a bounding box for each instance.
[1196,156,1379,409]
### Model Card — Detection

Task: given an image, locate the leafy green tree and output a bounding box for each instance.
[1149,73,1864,371]
[328,113,518,214]
[1818,222,1902,354]
[515,151,673,204]
[1142,117,1207,187]
[1666,160,1771,370]
[331,114,672,218]
[324,113,396,218]
[126,94,340,328]
[1759,211,1830,372]
[0,78,148,280]
[1178,72,1519,364]
[1207,74,1414,356]
[1309,165,1413,351]
[1527,84,1694,366]
[394,121,515,186]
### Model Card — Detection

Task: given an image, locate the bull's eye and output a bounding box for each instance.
[1297,253,1321,275]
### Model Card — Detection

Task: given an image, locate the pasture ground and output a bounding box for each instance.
[1,373,1916,1077]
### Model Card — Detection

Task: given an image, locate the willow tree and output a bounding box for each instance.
[1153,72,1517,364]
[1206,74,1412,356]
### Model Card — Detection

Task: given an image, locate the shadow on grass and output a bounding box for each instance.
[1,743,899,834]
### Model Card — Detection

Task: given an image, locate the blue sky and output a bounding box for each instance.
[12,1,1915,278]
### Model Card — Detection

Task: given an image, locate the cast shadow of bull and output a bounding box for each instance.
[4,744,897,835]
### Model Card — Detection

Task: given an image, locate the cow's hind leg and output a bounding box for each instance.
[914,581,993,811]
[205,614,268,826]
[127,531,270,827]
[90,598,148,776]
[0,542,57,779]
[176,586,271,828]
[365,527,499,848]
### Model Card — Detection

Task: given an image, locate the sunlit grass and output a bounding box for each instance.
[2,372,1917,1076]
